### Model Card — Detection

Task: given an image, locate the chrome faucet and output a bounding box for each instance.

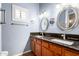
[61,33,66,40]
[41,32,44,37]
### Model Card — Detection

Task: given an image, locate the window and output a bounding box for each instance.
[12,4,29,25]
[15,9,21,20]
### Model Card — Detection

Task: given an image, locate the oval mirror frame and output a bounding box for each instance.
[57,6,78,31]
[40,17,49,31]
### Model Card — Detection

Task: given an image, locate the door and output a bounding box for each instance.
[42,46,53,56]
[35,43,41,56]
[31,40,35,53]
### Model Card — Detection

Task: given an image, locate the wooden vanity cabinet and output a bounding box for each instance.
[31,36,79,56]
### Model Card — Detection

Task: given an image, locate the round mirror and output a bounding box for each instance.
[57,6,78,31]
[40,17,49,31]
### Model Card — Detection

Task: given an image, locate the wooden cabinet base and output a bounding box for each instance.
[31,37,79,56]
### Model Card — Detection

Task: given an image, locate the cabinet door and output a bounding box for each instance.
[42,47,46,56]
[46,48,53,56]
[64,48,79,56]
[31,40,35,53]
[64,50,77,56]
[49,43,62,56]
[42,47,53,56]
[35,43,41,56]
[31,38,37,54]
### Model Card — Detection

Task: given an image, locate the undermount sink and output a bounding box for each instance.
[50,39,74,45]
[35,36,48,39]
[35,35,43,38]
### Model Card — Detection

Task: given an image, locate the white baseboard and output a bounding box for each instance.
[14,50,32,56]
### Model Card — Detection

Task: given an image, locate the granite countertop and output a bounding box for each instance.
[31,35,79,51]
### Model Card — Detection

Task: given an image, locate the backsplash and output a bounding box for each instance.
[66,34,79,40]
[30,32,79,41]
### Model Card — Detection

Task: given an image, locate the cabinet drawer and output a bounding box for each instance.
[42,40,49,48]
[36,39,42,45]
[49,43,62,55]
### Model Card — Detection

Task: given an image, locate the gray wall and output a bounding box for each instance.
[1,3,39,55]
[39,3,63,33]
[39,3,79,35]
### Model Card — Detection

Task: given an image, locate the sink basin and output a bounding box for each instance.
[35,35,43,38]
[50,39,74,45]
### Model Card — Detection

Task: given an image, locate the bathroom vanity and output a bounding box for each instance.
[30,34,79,56]
[30,5,79,56]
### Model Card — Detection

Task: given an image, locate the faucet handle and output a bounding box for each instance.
[61,34,66,40]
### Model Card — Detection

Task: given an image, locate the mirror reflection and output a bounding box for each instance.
[68,9,75,28]
[57,7,78,31]
[40,17,49,31]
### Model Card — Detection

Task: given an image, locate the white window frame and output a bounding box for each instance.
[12,4,29,25]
